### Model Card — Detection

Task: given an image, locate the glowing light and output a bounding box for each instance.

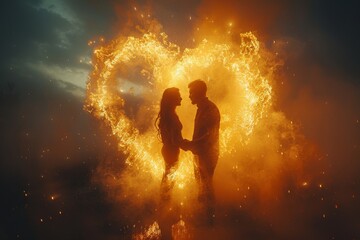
[171,220,190,239]
[133,221,161,240]
[85,28,280,205]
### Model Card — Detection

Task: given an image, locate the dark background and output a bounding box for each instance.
[1,0,359,239]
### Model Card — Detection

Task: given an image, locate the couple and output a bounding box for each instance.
[156,79,220,217]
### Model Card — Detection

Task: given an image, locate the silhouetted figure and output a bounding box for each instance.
[156,88,183,201]
[183,79,220,225]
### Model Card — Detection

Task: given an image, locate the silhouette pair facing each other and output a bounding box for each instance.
[156,80,220,221]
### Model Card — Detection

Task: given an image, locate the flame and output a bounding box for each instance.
[171,220,191,240]
[84,29,286,206]
[133,221,161,240]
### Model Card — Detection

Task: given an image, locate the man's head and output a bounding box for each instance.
[188,79,207,105]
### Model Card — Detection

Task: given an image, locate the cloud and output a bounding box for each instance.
[1,0,71,66]
[0,0,104,96]
[27,62,89,96]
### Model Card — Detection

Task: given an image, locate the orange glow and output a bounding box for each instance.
[84,14,308,219]
[133,221,161,240]
[84,29,279,203]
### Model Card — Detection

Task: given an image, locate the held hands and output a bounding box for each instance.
[180,139,192,151]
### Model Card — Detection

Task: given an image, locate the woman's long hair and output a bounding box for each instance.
[155,88,180,141]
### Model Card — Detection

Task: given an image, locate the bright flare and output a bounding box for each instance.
[85,31,273,203]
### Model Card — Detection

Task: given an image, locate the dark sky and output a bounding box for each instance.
[1,0,359,239]
[2,0,360,83]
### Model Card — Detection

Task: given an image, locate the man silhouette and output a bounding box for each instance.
[182,79,220,224]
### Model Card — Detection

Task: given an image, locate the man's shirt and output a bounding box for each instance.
[192,97,220,157]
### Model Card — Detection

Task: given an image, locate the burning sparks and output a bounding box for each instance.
[133,221,161,240]
[85,30,273,200]
[132,220,191,240]
[171,220,190,240]
[84,18,307,214]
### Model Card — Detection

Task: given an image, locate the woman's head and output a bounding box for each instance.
[160,87,182,110]
[155,88,182,135]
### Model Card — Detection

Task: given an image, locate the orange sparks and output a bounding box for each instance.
[85,31,272,199]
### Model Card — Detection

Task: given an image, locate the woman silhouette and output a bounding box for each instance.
[156,88,183,200]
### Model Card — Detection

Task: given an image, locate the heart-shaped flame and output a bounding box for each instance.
[85,31,274,203]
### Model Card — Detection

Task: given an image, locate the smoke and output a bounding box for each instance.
[82,2,358,239]
[82,5,330,238]
[191,1,360,238]
[3,0,359,239]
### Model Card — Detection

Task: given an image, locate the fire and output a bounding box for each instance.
[171,220,191,240]
[132,220,190,239]
[84,28,290,206]
[133,221,161,240]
